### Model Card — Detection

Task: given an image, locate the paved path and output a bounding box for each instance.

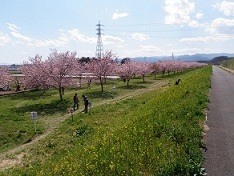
[204,66,234,176]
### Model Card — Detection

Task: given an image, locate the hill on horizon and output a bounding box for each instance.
[128,53,234,63]
[2,53,234,66]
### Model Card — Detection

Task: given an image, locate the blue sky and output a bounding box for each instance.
[0,0,234,64]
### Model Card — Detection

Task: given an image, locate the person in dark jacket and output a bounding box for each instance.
[175,79,181,85]
[73,93,79,111]
[82,95,89,113]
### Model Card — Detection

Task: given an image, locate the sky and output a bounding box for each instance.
[0,0,234,64]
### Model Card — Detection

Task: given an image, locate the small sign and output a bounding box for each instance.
[31,112,38,120]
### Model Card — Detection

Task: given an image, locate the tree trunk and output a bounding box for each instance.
[43,84,46,93]
[79,74,82,87]
[104,74,107,83]
[99,77,104,92]
[154,73,157,80]
[142,75,145,82]
[127,79,130,87]
[59,86,63,101]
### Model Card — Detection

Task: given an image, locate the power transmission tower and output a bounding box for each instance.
[95,20,104,59]
[172,52,174,60]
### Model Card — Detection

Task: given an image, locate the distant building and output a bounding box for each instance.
[8,64,21,71]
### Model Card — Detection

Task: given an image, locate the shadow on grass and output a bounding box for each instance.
[85,91,118,99]
[162,69,192,79]
[23,133,36,144]
[118,84,146,90]
[134,81,153,85]
[69,86,87,91]
[8,90,56,101]
[11,99,70,116]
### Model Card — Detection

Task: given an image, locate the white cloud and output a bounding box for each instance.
[68,29,96,44]
[58,33,69,43]
[188,20,200,27]
[6,23,69,47]
[11,31,32,42]
[175,47,203,55]
[214,1,234,16]
[7,23,19,32]
[131,33,150,41]
[140,45,163,53]
[164,0,200,27]
[112,10,129,20]
[7,23,32,43]
[31,39,67,47]
[3,25,97,48]
[211,18,234,28]
[0,32,11,46]
[180,33,234,43]
[195,12,203,19]
[103,35,124,46]
[30,32,69,47]
[180,17,234,43]
[180,36,208,43]
[122,45,164,57]
[207,18,234,35]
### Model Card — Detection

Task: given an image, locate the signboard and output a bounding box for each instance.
[31,111,37,120]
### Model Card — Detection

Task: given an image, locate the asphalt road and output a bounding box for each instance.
[204,66,234,176]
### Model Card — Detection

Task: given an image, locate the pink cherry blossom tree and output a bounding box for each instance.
[73,61,87,88]
[0,67,11,90]
[157,61,167,77]
[135,62,152,82]
[43,50,78,101]
[116,61,138,86]
[171,60,182,73]
[21,51,79,100]
[87,51,116,92]
[20,55,49,91]
[166,60,174,75]
[151,62,161,79]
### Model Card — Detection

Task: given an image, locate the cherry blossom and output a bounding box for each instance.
[0,67,11,90]
[87,51,117,92]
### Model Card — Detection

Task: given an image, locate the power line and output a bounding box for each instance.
[102,32,234,40]
[103,25,234,39]
[104,17,234,27]
[104,26,234,33]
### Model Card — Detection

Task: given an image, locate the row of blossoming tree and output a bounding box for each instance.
[0,67,11,90]
[0,50,206,101]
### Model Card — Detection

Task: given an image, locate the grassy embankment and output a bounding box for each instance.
[0,75,168,153]
[0,66,211,175]
[221,58,234,73]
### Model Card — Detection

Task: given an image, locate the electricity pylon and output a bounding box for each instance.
[95,20,104,59]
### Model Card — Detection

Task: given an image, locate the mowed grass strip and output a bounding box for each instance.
[3,66,212,175]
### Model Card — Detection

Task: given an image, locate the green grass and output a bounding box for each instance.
[0,67,211,175]
[0,90,69,153]
[221,58,234,70]
[0,74,168,153]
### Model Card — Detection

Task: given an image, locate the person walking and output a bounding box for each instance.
[82,94,89,113]
[87,79,91,89]
[73,93,79,111]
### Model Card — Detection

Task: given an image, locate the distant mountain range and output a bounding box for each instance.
[129,53,234,62]
[1,53,234,66]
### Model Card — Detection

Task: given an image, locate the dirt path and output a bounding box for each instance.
[204,66,234,175]
[0,80,168,170]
